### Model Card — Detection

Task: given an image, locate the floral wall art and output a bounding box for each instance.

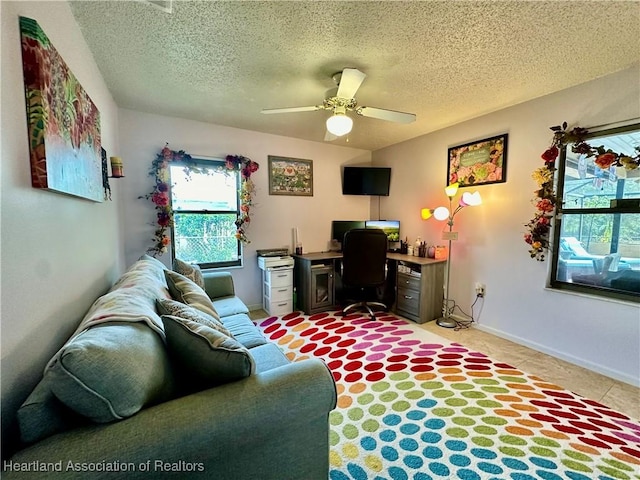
[447,134,508,187]
[19,16,102,202]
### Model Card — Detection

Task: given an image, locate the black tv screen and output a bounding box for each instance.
[342,167,391,196]
[331,220,366,245]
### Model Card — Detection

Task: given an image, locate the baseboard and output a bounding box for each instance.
[247,303,264,312]
[468,320,639,388]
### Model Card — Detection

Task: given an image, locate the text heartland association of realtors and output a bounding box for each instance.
[3,459,205,473]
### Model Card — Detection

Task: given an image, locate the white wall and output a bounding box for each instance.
[0,1,122,457]
[373,66,640,386]
[118,109,371,309]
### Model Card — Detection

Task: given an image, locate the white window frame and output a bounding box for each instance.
[169,158,242,269]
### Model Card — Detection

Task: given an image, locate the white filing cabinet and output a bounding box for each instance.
[261,267,294,316]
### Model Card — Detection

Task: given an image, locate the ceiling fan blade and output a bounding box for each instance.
[324,130,338,142]
[357,106,416,124]
[261,105,321,114]
[336,68,367,99]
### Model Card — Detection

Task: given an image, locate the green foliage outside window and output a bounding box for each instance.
[173,213,239,265]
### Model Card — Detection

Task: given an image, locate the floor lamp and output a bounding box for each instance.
[421,183,482,328]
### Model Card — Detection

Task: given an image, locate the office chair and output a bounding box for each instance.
[340,228,388,319]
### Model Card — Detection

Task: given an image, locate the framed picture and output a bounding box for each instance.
[447,133,508,187]
[19,16,102,202]
[268,156,313,196]
[101,148,111,201]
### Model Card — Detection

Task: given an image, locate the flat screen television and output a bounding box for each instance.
[342,167,391,196]
[331,220,366,246]
[365,220,401,242]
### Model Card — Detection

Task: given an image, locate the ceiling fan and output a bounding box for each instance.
[261,68,416,140]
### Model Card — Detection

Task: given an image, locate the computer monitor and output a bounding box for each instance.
[365,220,401,242]
[331,220,366,246]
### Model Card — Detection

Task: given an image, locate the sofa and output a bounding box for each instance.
[4,256,337,479]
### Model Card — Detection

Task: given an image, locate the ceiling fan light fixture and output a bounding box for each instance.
[326,112,353,137]
[261,68,415,142]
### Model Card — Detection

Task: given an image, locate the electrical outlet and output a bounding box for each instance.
[475,282,486,297]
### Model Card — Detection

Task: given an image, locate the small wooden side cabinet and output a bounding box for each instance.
[292,252,341,314]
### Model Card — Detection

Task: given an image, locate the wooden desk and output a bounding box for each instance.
[292,251,445,323]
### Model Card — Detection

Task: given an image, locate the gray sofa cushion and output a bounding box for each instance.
[250,343,291,374]
[202,271,236,298]
[161,315,255,386]
[223,314,268,349]
[47,322,176,423]
[211,295,249,317]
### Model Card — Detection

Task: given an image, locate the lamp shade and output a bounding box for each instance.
[461,191,482,206]
[444,182,459,197]
[434,206,450,221]
[421,208,433,220]
[326,113,353,136]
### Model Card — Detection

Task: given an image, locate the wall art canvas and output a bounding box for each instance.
[268,156,313,196]
[447,133,508,187]
[19,16,102,202]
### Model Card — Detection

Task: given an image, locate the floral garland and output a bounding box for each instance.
[525,122,640,261]
[140,144,259,257]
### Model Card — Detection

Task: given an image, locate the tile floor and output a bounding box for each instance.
[249,309,639,420]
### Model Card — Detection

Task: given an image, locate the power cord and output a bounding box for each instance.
[446,293,484,331]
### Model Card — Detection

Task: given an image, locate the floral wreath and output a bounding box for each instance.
[525,121,639,261]
[140,144,259,257]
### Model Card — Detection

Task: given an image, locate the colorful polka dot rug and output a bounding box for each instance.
[255,311,640,480]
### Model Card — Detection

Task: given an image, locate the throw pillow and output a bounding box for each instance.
[156,298,230,337]
[161,315,255,386]
[164,269,219,319]
[46,322,176,423]
[173,258,205,289]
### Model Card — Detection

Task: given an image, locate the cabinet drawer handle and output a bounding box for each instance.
[277,274,288,278]
[404,295,413,299]
[277,302,288,307]
[277,288,288,292]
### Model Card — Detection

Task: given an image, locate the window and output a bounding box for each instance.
[170,159,242,268]
[550,123,640,301]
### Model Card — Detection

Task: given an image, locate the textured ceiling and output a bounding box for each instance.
[69,1,640,151]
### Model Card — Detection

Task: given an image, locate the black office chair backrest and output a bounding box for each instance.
[341,228,388,288]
